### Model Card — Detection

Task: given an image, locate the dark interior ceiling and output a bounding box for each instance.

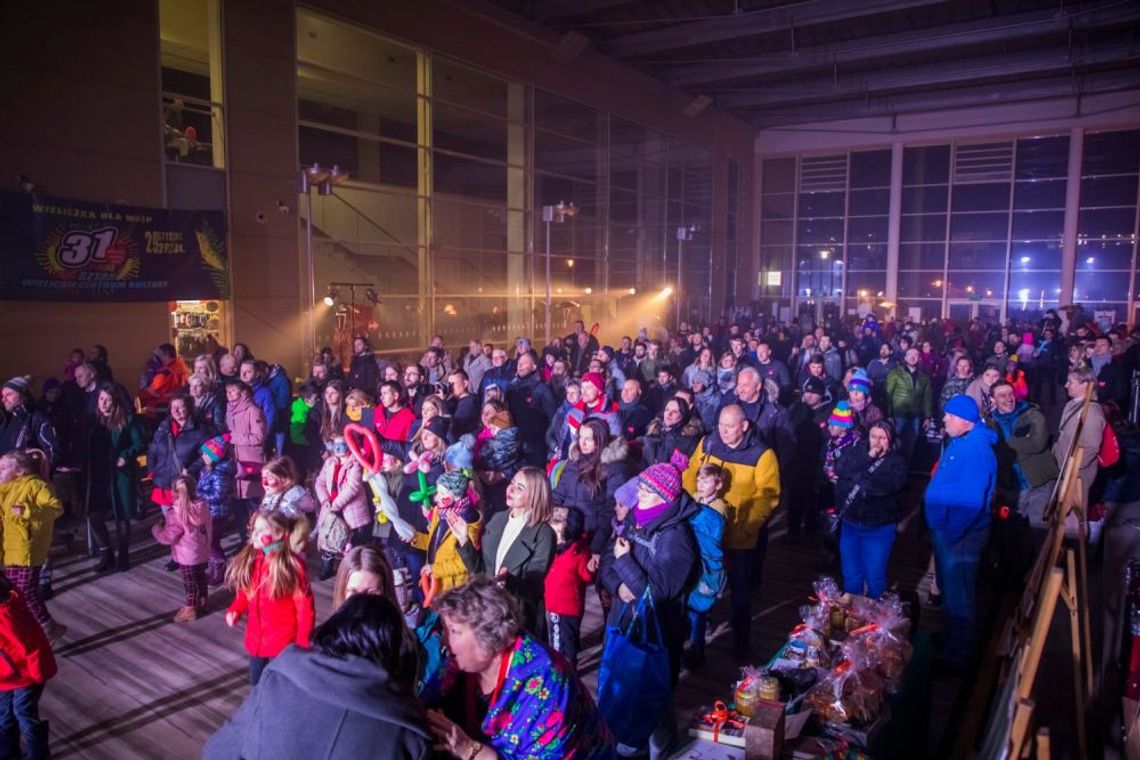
[481,0,1140,128]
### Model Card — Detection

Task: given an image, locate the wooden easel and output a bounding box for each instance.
[983,389,1096,759]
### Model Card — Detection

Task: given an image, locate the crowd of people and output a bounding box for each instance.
[1,305,1139,757]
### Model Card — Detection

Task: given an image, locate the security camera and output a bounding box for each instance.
[276,199,290,214]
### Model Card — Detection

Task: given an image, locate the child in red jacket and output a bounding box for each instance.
[225,510,315,686]
[0,573,56,757]
[544,506,594,668]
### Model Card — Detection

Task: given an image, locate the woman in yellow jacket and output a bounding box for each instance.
[0,450,65,640]
[405,470,482,605]
[681,404,780,658]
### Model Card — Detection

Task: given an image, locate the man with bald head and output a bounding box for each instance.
[683,403,780,659]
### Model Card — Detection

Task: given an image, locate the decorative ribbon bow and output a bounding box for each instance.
[703,701,745,743]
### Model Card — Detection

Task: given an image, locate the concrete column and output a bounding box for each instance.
[1060,126,1083,309]
[506,82,527,338]
[885,141,904,317]
[224,0,304,372]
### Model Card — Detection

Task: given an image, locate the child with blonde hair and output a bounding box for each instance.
[0,450,65,642]
[151,475,213,622]
[225,510,315,685]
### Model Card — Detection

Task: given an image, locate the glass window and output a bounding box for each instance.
[903,145,951,186]
[797,218,844,245]
[1015,136,1069,180]
[896,300,943,321]
[433,103,508,162]
[902,186,949,214]
[534,131,599,182]
[900,214,947,242]
[762,193,794,221]
[1011,210,1065,240]
[797,191,845,218]
[847,216,889,244]
[847,244,887,270]
[299,127,417,188]
[1075,271,1131,303]
[534,90,603,143]
[949,212,1008,242]
[1078,208,1138,240]
[846,271,887,298]
[1011,240,1063,270]
[899,243,946,270]
[433,200,507,251]
[898,271,945,299]
[761,221,793,245]
[763,157,796,192]
[950,183,1010,213]
[948,241,1007,270]
[946,271,1005,300]
[849,150,891,188]
[433,59,510,117]
[1009,270,1062,302]
[433,153,507,202]
[160,0,223,167]
[1080,175,1139,208]
[1014,180,1067,210]
[298,11,418,92]
[1082,130,1140,176]
[1078,239,1135,270]
[849,189,890,216]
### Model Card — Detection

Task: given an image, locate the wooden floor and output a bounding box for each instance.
[40,492,957,759]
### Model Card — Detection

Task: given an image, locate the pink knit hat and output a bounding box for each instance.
[638,451,687,503]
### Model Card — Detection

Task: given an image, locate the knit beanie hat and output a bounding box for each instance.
[582,372,606,394]
[615,475,640,509]
[42,378,61,394]
[944,394,981,423]
[801,376,826,397]
[828,401,854,429]
[847,369,872,395]
[201,434,229,462]
[444,434,475,472]
[3,376,32,399]
[437,470,471,501]
[639,459,683,504]
[690,369,712,387]
[422,415,449,441]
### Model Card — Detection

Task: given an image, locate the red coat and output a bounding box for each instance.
[375,406,416,443]
[0,589,57,690]
[226,553,315,658]
[544,538,595,617]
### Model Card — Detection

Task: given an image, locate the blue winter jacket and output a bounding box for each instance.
[924,423,998,543]
[197,458,235,520]
[266,365,292,429]
[251,382,276,436]
[687,497,727,614]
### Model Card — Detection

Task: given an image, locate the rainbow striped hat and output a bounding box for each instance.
[828,401,854,429]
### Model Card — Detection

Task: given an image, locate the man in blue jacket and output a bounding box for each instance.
[925,394,997,670]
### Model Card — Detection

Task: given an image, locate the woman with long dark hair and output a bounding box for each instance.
[552,417,629,572]
[85,383,145,571]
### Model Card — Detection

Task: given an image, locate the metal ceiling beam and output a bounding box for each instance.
[604,0,945,59]
[747,70,1140,128]
[662,4,1140,87]
[532,0,643,22]
[716,43,1140,109]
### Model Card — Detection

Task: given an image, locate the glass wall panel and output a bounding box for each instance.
[160,0,224,167]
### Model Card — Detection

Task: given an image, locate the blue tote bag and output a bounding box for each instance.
[596,588,671,749]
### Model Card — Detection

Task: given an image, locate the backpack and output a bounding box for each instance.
[1099,423,1121,468]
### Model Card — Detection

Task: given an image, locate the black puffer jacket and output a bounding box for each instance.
[642,415,703,467]
[147,414,212,490]
[833,441,908,527]
[203,645,432,760]
[553,437,630,555]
